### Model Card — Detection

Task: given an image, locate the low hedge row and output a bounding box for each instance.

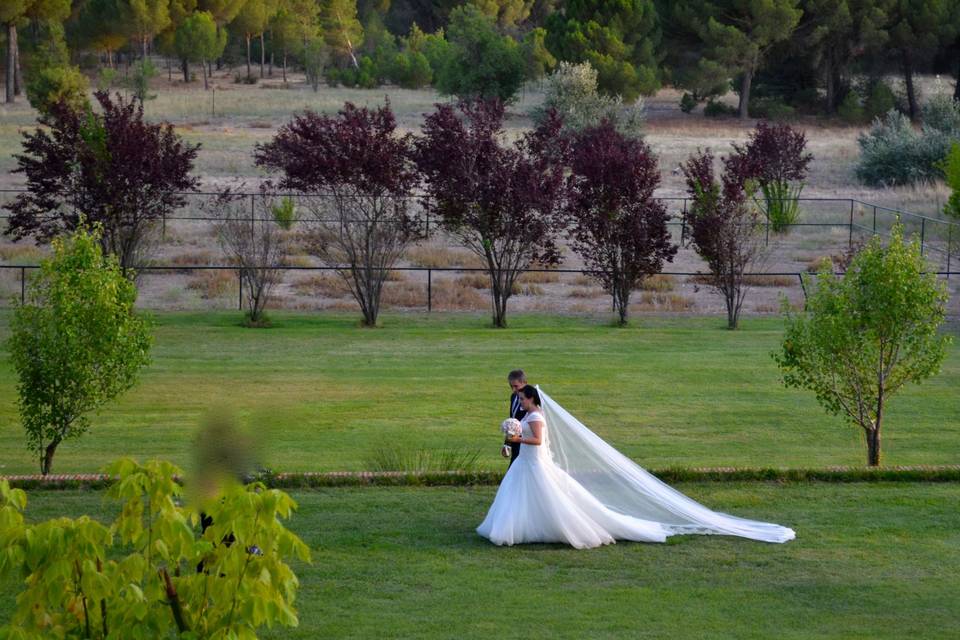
[4,465,960,490]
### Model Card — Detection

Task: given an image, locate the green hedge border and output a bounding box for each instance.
[4,465,960,490]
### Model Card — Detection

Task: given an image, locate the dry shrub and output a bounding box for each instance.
[457,273,490,289]
[432,278,488,310]
[518,270,560,284]
[186,270,237,299]
[637,291,696,311]
[385,269,407,282]
[687,273,795,287]
[805,256,834,273]
[754,302,781,313]
[381,281,426,307]
[283,254,314,268]
[742,275,796,287]
[168,250,218,271]
[568,287,604,298]
[0,244,45,263]
[248,120,274,128]
[405,245,484,269]
[291,273,351,298]
[636,274,675,292]
[569,274,594,286]
[513,283,545,296]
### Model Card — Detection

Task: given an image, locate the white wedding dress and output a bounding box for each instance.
[476,387,795,549]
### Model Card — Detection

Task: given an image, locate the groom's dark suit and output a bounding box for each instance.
[506,392,528,467]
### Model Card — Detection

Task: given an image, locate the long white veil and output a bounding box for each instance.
[536,386,796,543]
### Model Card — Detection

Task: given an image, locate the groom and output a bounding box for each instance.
[502,369,528,467]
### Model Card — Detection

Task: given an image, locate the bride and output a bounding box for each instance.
[476,385,796,549]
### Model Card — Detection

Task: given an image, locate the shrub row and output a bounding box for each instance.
[5,465,960,490]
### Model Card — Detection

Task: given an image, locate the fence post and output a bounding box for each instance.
[427,268,432,312]
[162,210,166,240]
[848,200,854,248]
[797,273,806,299]
[250,193,255,224]
[947,223,953,279]
[872,205,877,233]
[20,267,26,304]
[920,218,925,256]
[680,199,687,246]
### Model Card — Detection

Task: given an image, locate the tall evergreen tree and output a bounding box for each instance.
[545,0,662,103]
[695,0,803,119]
[320,0,363,67]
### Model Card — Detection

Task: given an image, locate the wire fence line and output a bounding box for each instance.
[0,190,957,313]
[1,189,958,257]
[0,264,956,313]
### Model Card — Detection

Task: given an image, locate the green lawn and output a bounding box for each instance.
[2,482,958,638]
[0,311,957,475]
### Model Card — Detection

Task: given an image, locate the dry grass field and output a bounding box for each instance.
[0,65,957,319]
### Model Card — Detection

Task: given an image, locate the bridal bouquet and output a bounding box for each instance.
[501,418,522,438]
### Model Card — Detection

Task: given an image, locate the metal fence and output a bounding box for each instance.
[0,190,956,314]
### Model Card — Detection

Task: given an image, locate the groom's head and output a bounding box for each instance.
[508,369,526,394]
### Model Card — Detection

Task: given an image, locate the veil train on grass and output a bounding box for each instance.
[536,385,796,544]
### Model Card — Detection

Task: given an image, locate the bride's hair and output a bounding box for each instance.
[520,385,540,406]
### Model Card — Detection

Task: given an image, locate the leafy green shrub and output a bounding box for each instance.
[748,96,795,120]
[532,61,644,137]
[0,459,311,638]
[774,223,951,466]
[128,58,158,102]
[271,196,298,229]
[389,50,433,88]
[25,64,90,116]
[680,92,698,113]
[324,66,341,87]
[704,99,737,117]
[433,4,525,102]
[855,108,955,186]
[938,142,960,220]
[8,224,152,475]
[863,80,896,120]
[838,90,865,124]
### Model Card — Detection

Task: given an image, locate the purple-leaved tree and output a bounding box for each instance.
[731,121,813,233]
[414,99,567,328]
[254,101,420,327]
[681,148,769,329]
[563,120,677,325]
[4,91,200,275]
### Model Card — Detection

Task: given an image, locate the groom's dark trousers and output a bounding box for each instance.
[506,393,528,467]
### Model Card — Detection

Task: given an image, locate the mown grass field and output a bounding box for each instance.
[1,482,958,638]
[0,311,956,476]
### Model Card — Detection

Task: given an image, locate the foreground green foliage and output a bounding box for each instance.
[776,223,952,466]
[0,459,310,639]
[7,225,152,475]
[2,483,958,638]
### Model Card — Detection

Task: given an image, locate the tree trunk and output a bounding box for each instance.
[5,22,15,103]
[142,36,148,60]
[268,31,274,76]
[182,57,189,83]
[41,437,61,475]
[867,390,884,466]
[282,52,287,83]
[824,56,840,113]
[259,32,265,78]
[955,52,960,101]
[246,35,252,78]
[202,58,208,90]
[738,69,752,120]
[13,27,22,96]
[902,50,918,122]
